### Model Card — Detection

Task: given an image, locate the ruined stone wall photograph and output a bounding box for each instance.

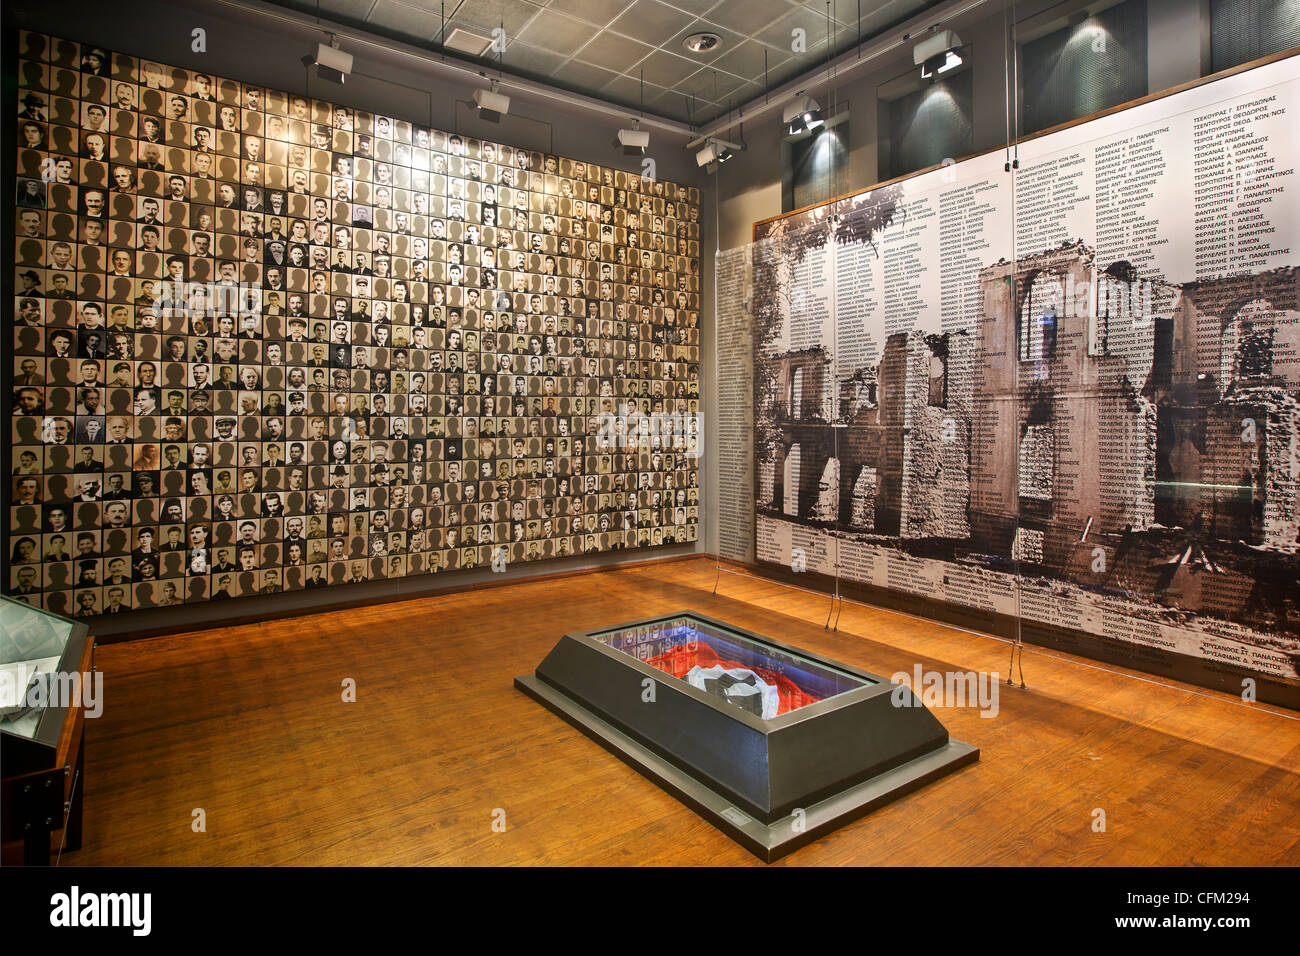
[728,50,1300,704]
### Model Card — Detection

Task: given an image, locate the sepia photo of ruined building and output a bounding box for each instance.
[757,240,1300,636]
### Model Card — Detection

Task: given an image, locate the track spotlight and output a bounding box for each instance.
[617,121,649,156]
[309,37,353,84]
[473,79,510,119]
[695,139,736,168]
[914,29,963,78]
[783,95,823,135]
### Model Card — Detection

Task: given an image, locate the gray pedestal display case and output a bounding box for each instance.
[515,612,978,861]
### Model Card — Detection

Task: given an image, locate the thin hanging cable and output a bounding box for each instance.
[826,0,842,627]
[1011,0,1019,166]
[712,153,722,594]
[1007,617,1020,682]
[835,2,844,628]
[825,204,840,632]
[825,1,833,106]
[826,0,832,78]
[825,0,834,204]
[1003,0,1012,169]
[1008,0,1025,688]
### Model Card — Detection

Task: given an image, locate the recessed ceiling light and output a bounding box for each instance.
[682,32,721,54]
[445,27,494,57]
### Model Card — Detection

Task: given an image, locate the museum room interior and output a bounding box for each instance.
[2,0,1298,883]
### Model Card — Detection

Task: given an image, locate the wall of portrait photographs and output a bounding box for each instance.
[8,31,702,618]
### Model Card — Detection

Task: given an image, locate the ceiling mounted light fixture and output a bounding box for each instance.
[783,94,824,135]
[695,142,726,167]
[695,138,740,168]
[308,37,353,84]
[473,78,510,118]
[617,119,649,155]
[617,72,650,155]
[682,32,722,54]
[914,29,964,78]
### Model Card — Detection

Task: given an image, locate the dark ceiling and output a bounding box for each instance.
[266,0,941,126]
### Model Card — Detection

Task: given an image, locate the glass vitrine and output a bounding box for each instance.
[1,596,93,865]
[517,611,977,861]
[590,614,871,719]
[0,596,89,765]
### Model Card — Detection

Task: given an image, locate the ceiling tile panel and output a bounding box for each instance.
[765,55,818,90]
[703,0,799,35]
[367,0,442,40]
[752,6,842,51]
[608,0,701,47]
[514,8,597,56]
[657,0,727,16]
[602,72,669,108]
[794,0,866,26]
[500,41,572,77]
[676,65,745,102]
[635,48,708,88]
[545,0,638,27]
[445,0,547,38]
[572,32,656,72]
[708,38,790,83]
[556,60,624,90]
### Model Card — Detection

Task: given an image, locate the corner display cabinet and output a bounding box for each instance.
[516,612,978,861]
[1,597,94,866]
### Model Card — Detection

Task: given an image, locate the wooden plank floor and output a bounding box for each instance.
[61,556,1300,866]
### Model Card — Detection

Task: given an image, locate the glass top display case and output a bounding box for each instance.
[0,596,89,765]
[589,615,872,720]
[1,596,93,865]
[517,611,977,862]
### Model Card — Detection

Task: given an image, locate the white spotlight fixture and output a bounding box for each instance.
[695,139,737,168]
[617,120,650,156]
[914,29,963,78]
[312,37,353,84]
[783,95,824,135]
[473,79,510,118]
